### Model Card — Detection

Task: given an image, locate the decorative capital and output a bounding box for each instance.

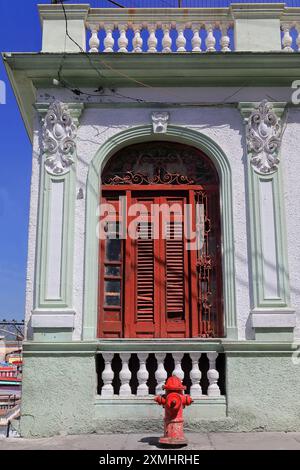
[151,111,170,134]
[239,100,286,174]
[40,101,83,175]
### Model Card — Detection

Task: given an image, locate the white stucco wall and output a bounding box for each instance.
[25,87,300,341]
[282,108,300,341]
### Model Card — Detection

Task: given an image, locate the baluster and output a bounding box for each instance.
[220,23,231,52]
[133,24,143,53]
[88,24,100,53]
[205,24,216,52]
[101,353,114,397]
[155,353,167,395]
[119,353,132,396]
[282,23,293,52]
[191,24,201,52]
[147,24,158,53]
[172,353,184,381]
[176,24,186,52]
[104,24,114,53]
[162,24,172,53]
[296,24,300,51]
[207,352,221,397]
[189,353,202,398]
[118,24,128,53]
[137,353,149,396]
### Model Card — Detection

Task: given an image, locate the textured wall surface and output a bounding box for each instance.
[20,352,300,437]
[227,354,300,431]
[25,87,300,342]
[20,354,97,437]
[282,108,300,341]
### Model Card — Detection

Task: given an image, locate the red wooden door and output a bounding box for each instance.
[126,192,189,338]
[98,187,223,338]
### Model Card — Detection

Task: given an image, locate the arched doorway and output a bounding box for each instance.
[97,141,223,338]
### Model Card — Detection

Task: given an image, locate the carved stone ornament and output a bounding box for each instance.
[151,111,170,134]
[246,100,282,174]
[42,101,77,175]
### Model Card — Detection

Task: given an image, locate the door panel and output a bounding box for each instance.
[98,187,223,338]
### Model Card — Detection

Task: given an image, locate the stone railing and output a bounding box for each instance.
[280,10,300,51]
[38,4,300,54]
[86,9,234,53]
[96,348,224,399]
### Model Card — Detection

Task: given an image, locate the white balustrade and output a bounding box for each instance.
[119,353,132,396]
[191,25,201,53]
[88,24,100,53]
[99,351,223,399]
[172,352,184,381]
[118,25,128,53]
[86,18,234,54]
[137,353,149,396]
[296,25,300,51]
[282,23,293,52]
[205,24,216,52]
[104,24,114,52]
[41,5,300,54]
[176,25,186,52]
[189,353,202,398]
[101,353,114,397]
[162,25,172,53]
[155,353,167,395]
[207,352,221,397]
[147,24,158,53]
[220,24,231,52]
[133,25,143,53]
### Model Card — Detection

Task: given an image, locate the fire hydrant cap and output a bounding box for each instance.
[163,375,186,391]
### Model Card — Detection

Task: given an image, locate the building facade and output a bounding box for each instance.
[4,3,300,437]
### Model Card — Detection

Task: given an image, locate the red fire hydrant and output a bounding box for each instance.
[154,375,193,446]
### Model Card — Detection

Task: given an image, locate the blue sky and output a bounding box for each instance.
[0,0,299,321]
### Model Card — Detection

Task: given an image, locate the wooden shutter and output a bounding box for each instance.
[165,221,184,320]
[136,222,154,322]
[131,197,158,337]
[162,197,188,338]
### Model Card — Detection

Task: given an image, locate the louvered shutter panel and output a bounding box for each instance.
[136,222,154,322]
[165,221,185,320]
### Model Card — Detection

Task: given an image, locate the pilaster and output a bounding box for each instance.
[239,101,295,341]
[38,4,89,53]
[230,3,284,52]
[31,101,84,341]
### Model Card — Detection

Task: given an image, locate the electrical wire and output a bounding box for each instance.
[56,0,246,107]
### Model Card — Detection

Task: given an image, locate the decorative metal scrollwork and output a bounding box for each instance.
[102,168,195,186]
[102,142,218,186]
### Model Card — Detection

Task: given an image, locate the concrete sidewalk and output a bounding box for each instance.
[1,432,300,450]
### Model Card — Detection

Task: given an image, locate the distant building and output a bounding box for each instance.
[4,2,300,437]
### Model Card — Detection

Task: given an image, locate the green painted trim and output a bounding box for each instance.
[35,167,76,309]
[239,102,291,310]
[83,125,237,340]
[96,339,224,353]
[4,52,300,141]
[94,396,226,405]
[32,329,73,343]
[33,103,84,321]
[22,339,296,355]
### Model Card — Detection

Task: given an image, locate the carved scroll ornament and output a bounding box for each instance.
[42,101,77,175]
[246,100,283,174]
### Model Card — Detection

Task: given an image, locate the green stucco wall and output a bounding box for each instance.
[226,354,300,432]
[19,347,300,437]
[20,354,96,437]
